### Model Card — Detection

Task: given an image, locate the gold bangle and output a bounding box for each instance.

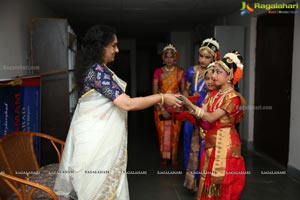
[195,107,200,118]
[195,107,204,119]
[196,107,200,118]
[194,107,197,116]
[188,108,195,115]
[158,93,164,105]
[200,108,204,119]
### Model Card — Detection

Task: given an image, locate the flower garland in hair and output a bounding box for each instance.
[232,67,243,85]
[224,52,244,85]
[199,38,221,61]
[216,51,221,60]
[201,38,220,50]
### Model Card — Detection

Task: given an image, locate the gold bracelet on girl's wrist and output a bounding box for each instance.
[195,107,199,117]
[195,107,204,119]
[196,107,201,118]
[200,108,205,119]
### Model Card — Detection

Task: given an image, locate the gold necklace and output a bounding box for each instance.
[219,87,233,94]
[164,66,175,72]
[209,87,233,111]
[195,65,205,75]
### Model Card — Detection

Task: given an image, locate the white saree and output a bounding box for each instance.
[54,74,129,200]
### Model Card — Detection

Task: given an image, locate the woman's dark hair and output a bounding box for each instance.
[75,25,117,92]
[81,25,116,65]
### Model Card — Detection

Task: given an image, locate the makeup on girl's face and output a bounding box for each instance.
[163,52,176,66]
[212,64,229,86]
[205,72,216,91]
[198,50,214,68]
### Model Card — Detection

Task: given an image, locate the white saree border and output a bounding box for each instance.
[54,72,129,199]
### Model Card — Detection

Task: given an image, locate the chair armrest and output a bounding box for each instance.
[0,173,58,200]
[30,132,65,162]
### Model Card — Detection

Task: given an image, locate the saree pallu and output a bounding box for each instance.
[54,90,129,200]
[196,128,245,200]
[183,121,194,168]
[154,106,182,159]
[183,125,200,190]
[183,121,207,191]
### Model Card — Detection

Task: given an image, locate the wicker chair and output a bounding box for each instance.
[0,131,65,199]
[0,173,58,200]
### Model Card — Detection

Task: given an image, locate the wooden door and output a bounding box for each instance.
[254,13,294,166]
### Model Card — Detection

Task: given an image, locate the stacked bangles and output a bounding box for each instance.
[195,107,204,119]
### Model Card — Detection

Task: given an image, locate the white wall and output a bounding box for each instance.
[288,13,300,175]
[0,0,56,79]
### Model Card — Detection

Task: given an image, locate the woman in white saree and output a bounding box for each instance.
[54,25,183,200]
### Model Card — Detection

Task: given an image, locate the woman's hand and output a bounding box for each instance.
[163,94,183,108]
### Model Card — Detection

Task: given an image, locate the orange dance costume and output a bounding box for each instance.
[153,66,185,160]
[153,44,185,164]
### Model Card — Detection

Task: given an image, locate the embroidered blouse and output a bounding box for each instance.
[81,63,124,101]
